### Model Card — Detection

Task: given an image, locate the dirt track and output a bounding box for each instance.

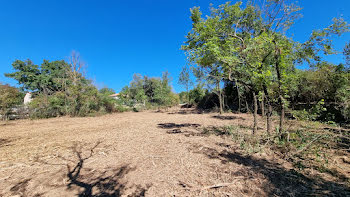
[0,108,349,196]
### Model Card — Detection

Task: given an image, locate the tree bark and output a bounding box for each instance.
[222,92,226,111]
[217,81,223,114]
[279,95,285,134]
[261,92,265,117]
[187,85,189,105]
[263,85,272,135]
[267,103,272,135]
[246,100,249,113]
[235,79,241,112]
[274,41,285,135]
[253,91,258,135]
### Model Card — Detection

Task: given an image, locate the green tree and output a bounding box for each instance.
[129,74,147,105]
[143,76,159,102]
[189,84,206,104]
[5,52,119,118]
[183,0,349,135]
[0,84,23,120]
[40,60,71,94]
[120,72,178,108]
[178,66,192,104]
[288,63,350,122]
[154,71,173,106]
[5,60,41,92]
[5,59,70,94]
[182,1,278,133]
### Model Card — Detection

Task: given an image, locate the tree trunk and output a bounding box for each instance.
[218,82,223,114]
[275,83,284,134]
[274,42,285,136]
[187,86,190,105]
[279,95,285,135]
[224,93,228,110]
[245,100,248,113]
[263,86,272,135]
[222,92,225,112]
[235,79,241,112]
[64,73,68,114]
[253,91,258,135]
[267,103,272,135]
[261,92,265,117]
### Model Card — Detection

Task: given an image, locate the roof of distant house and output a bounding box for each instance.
[109,93,120,97]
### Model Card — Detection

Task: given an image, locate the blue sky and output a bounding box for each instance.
[0,0,349,93]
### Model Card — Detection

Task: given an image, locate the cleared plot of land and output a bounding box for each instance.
[0,108,349,196]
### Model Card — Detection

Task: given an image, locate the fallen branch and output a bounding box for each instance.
[291,135,325,156]
[190,176,247,191]
[200,182,239,190]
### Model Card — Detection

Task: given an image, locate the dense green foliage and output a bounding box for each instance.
[0,84,23,119]
[182,0,350,133]
[186,62,350,123]
[178,66,192,104]
[1,1,349,126]
[119,72,179,110]
[5,59,71,94]
[5,54,119,118]
[289,63,350,122]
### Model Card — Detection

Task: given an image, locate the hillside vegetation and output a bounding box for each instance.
[0,0,349,196]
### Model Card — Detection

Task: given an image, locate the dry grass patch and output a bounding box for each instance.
[0,108,349,196]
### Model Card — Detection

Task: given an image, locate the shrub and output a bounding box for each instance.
[29,92,66,118]
[98,93,117,113]
[292,109,311,121]
[292,99,327,121]
[189,85,206,104]
[115,105,130,112]
[29,86,119,118]
[197,92,220,110]
[0,84,23,120]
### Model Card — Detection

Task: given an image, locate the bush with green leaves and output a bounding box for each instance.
[120,72,179,108]
[289,63,350,123]
[29,85,119,118]
[189,84,206,105]
[0,84,23,120]
[5,57,121,119]
[29,92,65,118]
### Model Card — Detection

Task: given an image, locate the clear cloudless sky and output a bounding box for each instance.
[0,0,349,93]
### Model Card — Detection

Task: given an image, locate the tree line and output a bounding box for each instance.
[118,72,179,111]
[0,52,179,119]
[1,0,349,127]
[179,0,349,136]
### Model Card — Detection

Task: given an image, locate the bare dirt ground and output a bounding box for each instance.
[0,108,349,197]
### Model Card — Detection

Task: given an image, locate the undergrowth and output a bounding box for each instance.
[201,121,350,183]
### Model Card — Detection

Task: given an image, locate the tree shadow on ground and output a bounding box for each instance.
[0,138,12,148]
[9,178,45,197]
[158,123,251,137]
[157,123,205,137]
[158,123,249,137]
[157,123,201,129]
[64,142,150,197]
[323,127,350,153]
[192,145,350,197]
[167,109,204,115]
[212,115,245,121]
[18,142,150,197]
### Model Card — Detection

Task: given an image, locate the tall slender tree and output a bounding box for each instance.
[178,66,192,104]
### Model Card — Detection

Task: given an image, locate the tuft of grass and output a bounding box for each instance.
[201,125,263,153]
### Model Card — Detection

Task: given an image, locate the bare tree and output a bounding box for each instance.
[68,51,86,85]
